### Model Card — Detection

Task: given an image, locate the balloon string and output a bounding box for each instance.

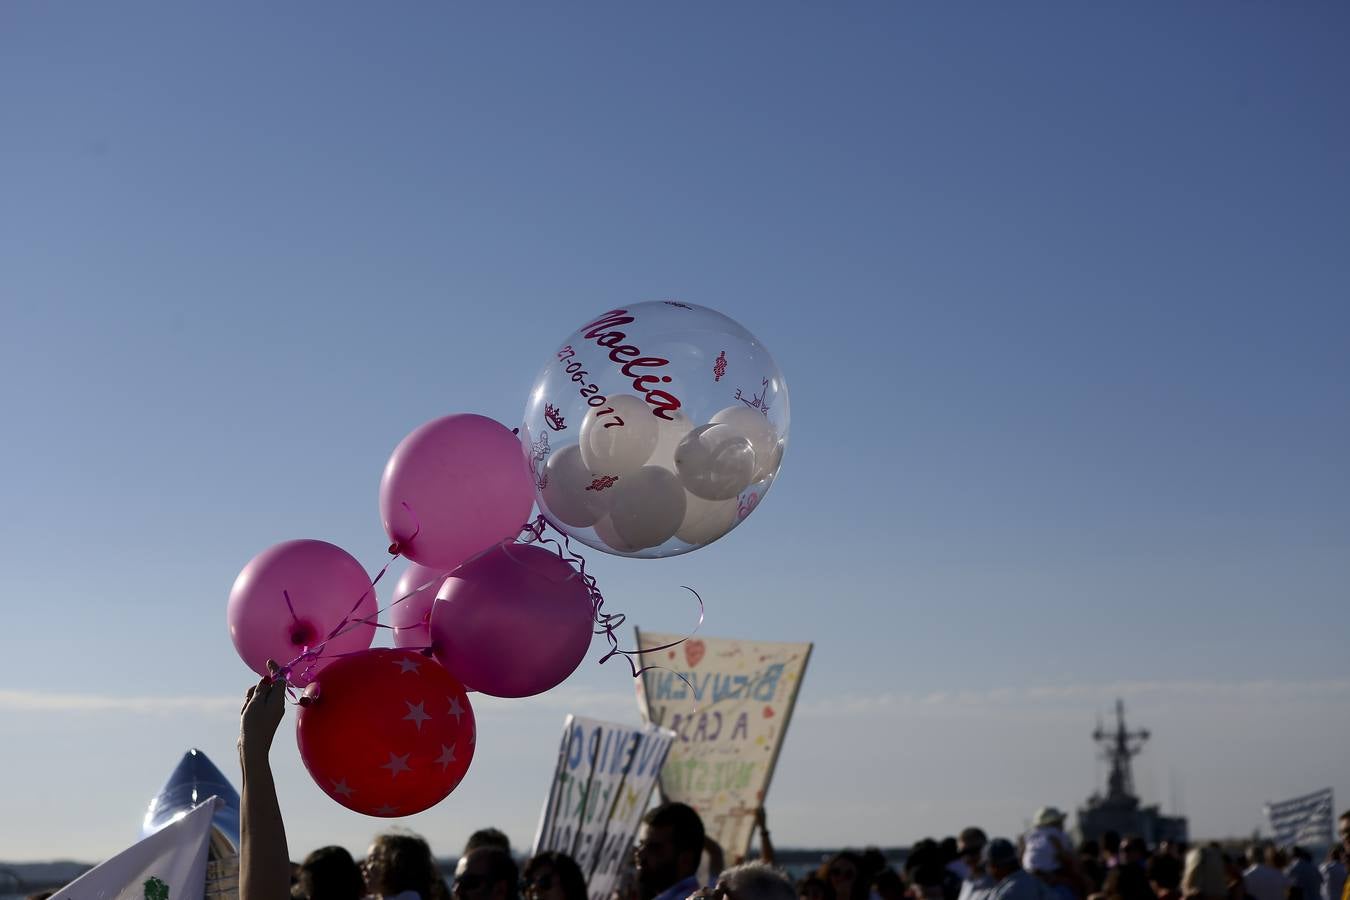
[283,590,299,624]
[274,501,432,689]
[517,516,706,687]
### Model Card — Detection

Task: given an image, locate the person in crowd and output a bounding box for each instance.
[1078,844,1105,896]
[1180,847,1227,900]
[1023,810,1072,877]
[522,852,587,900]
[876,869,908,900]
[1336,815,1350,900]
[1243,845,1290,900]
[1102,837,1123,871]
[466,830,512,856]
[635,802,707,900]
[1285,848,1322,900]
[952,831,989,883]
[1100,863,1152,900]
[364,833,442,900]
[824,852,870,900]
[1146,855,1182,900]
[799,875,829,900]
[983,838,1048,900]
[862,850,891,900]
[697,863,796,900]
[293,846,363,900]
[453,847,517,900]
[1120,840,1148,871]
[1320,847,1346,900]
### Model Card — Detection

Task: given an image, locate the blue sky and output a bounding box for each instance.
[2,1,1348,863]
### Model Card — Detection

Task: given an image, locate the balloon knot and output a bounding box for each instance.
[388,542,401,555]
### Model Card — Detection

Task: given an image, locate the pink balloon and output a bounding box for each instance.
[380,414,535,570]
[430,543,593,698]
[227,540,377,687]
[389,563,448,650]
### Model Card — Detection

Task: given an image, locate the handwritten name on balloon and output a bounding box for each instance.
[571,308,683,421]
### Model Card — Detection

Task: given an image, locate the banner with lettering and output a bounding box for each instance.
[634,630,812,858]
[532,716,678,900]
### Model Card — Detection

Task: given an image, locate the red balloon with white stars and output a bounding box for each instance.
[295,647,476,817]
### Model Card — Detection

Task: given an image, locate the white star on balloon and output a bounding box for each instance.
[394,657,421,675]
[403,700,431,731]
[447,696,464,723]
[331,779,354,798]
[434,744,457,771]
[380,751,412,778]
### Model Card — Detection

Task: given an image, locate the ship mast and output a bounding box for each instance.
[1093,698,1150,801]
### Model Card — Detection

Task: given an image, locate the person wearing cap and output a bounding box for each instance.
[983,839,1050,900]
[1022,808,1072,876]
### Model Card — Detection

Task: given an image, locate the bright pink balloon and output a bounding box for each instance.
[430,543,593,698]
[379,414,535,570]
[390,563,448,650]
[227,540,377,687]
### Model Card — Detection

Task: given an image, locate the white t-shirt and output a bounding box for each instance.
[1022,827,1069,874]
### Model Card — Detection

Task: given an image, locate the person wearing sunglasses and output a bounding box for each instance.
[521,852,587,900]
[452,847,518,900]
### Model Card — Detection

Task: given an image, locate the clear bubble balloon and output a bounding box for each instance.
[522,300,788,557]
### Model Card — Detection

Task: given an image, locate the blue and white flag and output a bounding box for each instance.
[1265,788,1335,848]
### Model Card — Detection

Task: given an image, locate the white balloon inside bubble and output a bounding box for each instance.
[676,493,739,545]
[540,444,610,528]
[579,394,659,475]
[592,514,640,554]
[647,410,694,472]
[607,465,687,549]
[674,424,757,500]
[710,405,781,482]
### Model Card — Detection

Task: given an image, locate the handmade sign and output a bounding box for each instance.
[532,716,677,900]
[634,630,811,858]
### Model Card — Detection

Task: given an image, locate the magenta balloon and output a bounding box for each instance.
[389,563,447,650]
[379,414,535,570]
[429,543,593,698]
[227,540,377,687]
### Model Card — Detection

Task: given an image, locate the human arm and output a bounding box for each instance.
[754,808,776,866]
[238,664,291,900]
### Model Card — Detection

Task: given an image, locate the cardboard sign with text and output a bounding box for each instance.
[634,630,812,859]
[532,716,677,900]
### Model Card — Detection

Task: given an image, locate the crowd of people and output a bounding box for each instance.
[261,806,1350,900]
[236,669,1350,900]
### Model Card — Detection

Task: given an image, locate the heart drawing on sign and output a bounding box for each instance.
[762,706,775,719]
[684,640,706,668]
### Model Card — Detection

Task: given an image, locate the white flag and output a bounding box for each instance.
[50,798,219,900]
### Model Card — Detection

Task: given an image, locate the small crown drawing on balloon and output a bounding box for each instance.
[585,475,620,492]
[544,404,567,431]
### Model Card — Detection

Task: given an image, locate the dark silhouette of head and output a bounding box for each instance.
[365,834,440,900]
[523,851,587,900]
[465,829,512,856]
[1147,854,1182,893]
[636,802,705,900]
[296,846,364,900]
[454,847,518,900]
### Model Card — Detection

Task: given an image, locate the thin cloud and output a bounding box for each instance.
[796,678,1350,718]
[0,689,241,715]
